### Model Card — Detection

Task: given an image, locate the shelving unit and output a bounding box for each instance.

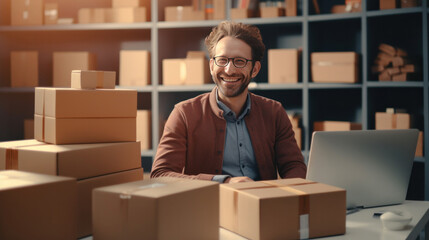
[0,0,427,200]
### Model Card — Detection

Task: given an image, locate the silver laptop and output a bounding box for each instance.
[306,129,419,210]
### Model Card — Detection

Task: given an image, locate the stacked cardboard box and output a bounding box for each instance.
[311,52,358,83]
[372,43,415,81]
[93,177,219,239]
[44,3,58,25]
[314,121,362,131]
[162,51,211,85]
[380,0,420,9]
[331,0,362,13]
[53,51,96,87]
[375,108,423,156]
[137,110,152,150]
[11,0,44,26]
[120,50,151,86]
[268,48,301,84]
[0,170,77,239]
[165,0,226,21]
[220,178,346,239]
[1,71,144,237]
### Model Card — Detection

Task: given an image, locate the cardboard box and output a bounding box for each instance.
[53,52,96,87]
[392,72,407,81]
[230,8,255,19]
[78,8,107,23]
[260,7,285,18]
[269,49,300,84]
[71,70,116,89]
[162,52,211,86]
[78,168,143,237]
[44,3,58,25]
[375,112,411,130]
[120,50,151,86]
[24,119,34,139]
[34,87,137,144]
[111,7,147,23]
[379,43,396,56]
[165,6,205,21]
[286,0,297,16]
[213,0,226,19]
[313,121,362,131]
[401,0,419,8]
[57,18,74,24]
[331,4,361,13]
[112,0,148,8]
[11,0,44,26]
[137,110,152,150]
[0,139,142,179]
[415,131,423,157]
[10,51,38,87]
[220,178,346,240]
[311,52,358,83]
[93,177,219,240]
[380,0,397,9]
[0,170,77,240]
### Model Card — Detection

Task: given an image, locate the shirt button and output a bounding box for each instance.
[239,143,242,147]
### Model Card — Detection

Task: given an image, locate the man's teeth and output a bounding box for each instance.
[222,77,239,82]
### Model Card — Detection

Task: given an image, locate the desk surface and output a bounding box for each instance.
[83,200,429,240]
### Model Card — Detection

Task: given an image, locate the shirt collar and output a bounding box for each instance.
[216,90,251,121]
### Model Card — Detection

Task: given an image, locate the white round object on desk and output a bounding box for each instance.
[380,210,412,230]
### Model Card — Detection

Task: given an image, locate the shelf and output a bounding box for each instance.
[0,22,153,32]
[308,83,363,89]
[116,85,154,92]
[367,7,424,17]
[367,81,425,88]
[308,12,362,22]
[248,82,304,90]
[415,157,425,163]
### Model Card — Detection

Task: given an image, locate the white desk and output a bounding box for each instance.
[82,200,429,240]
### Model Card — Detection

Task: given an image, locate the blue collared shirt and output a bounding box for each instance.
[212,92,260,183]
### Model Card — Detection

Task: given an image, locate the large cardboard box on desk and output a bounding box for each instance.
[0,170,77,240]
[53,51,96,87]
[93,177,219,240]
[311,52,358,83]
[314,121,362,131]
[120,50,151,86]
[220,178,346,240]
[11,0,44,26]
[10,51,38,87]
[268,49,300,84]
[34,87,137,144]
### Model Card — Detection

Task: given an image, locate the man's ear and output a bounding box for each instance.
[209,58,214,75]
[251,61,261,78]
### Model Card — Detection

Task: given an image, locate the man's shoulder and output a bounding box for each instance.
[175,92,211,110]
[250,92,283,109]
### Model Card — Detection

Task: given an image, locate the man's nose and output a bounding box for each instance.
[224,61,236,74]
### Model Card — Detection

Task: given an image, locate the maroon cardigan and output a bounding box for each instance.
[151,87,307,180]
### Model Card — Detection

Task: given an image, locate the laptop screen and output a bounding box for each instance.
[306,129,419,210]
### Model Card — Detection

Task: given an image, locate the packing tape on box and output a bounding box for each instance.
[96,71,104,88]
[177,6,184,21]
[5,149,19,170]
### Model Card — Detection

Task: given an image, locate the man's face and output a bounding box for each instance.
[210,36,261,100]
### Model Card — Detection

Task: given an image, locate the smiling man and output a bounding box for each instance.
[151,21,306,183]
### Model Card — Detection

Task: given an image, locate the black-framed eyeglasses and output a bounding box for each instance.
[213,56,253,68]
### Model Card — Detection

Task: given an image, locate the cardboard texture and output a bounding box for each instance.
[260,7,285,18]
[0,139,141,180]
[120,50,151,86]
[111,7,147,23]
[162,52,210,85]
[10,51,39,87]
[392,72,407,81]
[375,112,411,130]
[78,8,107,24]
[112,0,149,8]
[165,6,205,21]
[11,0,44,26]
[269,49,300,84]
[401,0,419,7]
[57,18,74,24]
[92,177,219,240]
[286,0,297,16]
[137,110,152,150]
[230,8,255,19]
[213,0,226,19]
[379,43,396,56]
[78,168,144,238]
[44,3,58,25]
[313,121,362,131]
[53,52,96,87]
[380,0,397,9]
[23,119,34,139]
[311,52,358,83]
[71,70,116,89]
[415,131,423,157]
[220,178,346,240]
[0,170,77,240]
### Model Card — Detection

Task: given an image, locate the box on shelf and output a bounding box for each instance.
[120,50,151,86]
[213,0,226,19]
[0,170,77,240]
[57,18,74,24]
[111,7,147,23]
[11,0,44,26]
[24,119,34,139]
[331,4,361,13]
[230,8,256,19]
[162,51,210,86]
[137,110,152,150]
[220,178,346,240]
[400,0,419,8]
[34,87,137,144]
[53,52,96,87]
[78,8,107,24]
[380,0,397,9]
[375,112,411,130]
[313,121,362,131]
[71,70,116,89]
[415,131,423,157]
[44,3,58,25]
[260,7,285,18]
[93,177,219,240]
[311,52,358,83]
[112,0,150,9]
[10,51,39,87]
[286,0,297,16]
[268,49,300,84]
[165,6,205,21]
